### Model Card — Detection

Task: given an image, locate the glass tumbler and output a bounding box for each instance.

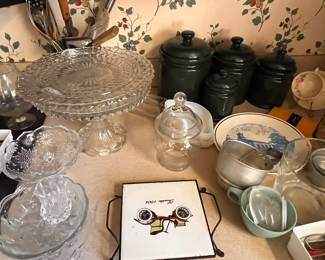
[0,63,36,130]
[274,138,325,224]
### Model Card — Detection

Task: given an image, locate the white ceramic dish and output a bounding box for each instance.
[165,99,214,148]
[291,69,325,110]
[214,113,304,152]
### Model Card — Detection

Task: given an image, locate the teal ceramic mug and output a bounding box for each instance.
[227,186,297,238]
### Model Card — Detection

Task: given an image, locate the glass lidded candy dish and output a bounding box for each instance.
[0,126,89,259]
[17,47,154,156]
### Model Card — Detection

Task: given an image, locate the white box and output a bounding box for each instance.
[287,220,325,260]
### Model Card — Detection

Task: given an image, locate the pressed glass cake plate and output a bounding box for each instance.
[17,47,154,155]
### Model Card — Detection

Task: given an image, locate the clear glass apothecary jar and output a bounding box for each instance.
[154,92,202,171]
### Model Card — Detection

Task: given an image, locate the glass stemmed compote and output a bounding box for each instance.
[0,126,89,259]
[17,47,155,156]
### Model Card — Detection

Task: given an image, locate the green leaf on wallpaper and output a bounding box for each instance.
[243,0,252,5]
[0,45,9,53]
[128,31,134,37]
[118,34,127,43]
[263,7,269,15]
[251,10,256,15]
[139,50,145,55]
[118,6,124,11]
[296,34,304,41]
[161,0,167,6]
[70,8,77,15]
[68,0,75,4]
[267,0,274,3]
[185,0,196,7]
[275,33,282,41]
[291,8,298,15]
[315,41,322,48]
[242,9,248,15]
[131,46,137,51]
[283,38,292,44]
[178,0,184,7]
[126,7,133,15]
[212,32,218,37]
[144,35,152,42]
[133,40,140,45]
[134,26,141,32]
[85,16,95,26]
[12,41,19,49]
[292,25,299,31]
[81,10,85,14]
[169,2,177,9]
[265,15,270,21]
[286,7,291,12]
[252,16,261,26]
[284,31,290,37]
[4,33,11,41]
[19,58,26,62]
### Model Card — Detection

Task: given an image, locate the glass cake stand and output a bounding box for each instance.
[17,47,154,156]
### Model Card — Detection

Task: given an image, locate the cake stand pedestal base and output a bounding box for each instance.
[79,118,127,156]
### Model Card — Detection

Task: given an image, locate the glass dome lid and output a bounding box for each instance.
[155,92,202,140]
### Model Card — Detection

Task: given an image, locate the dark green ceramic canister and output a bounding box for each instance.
[247,48,297,109]
[159,30,214,102]
[200,73,237,121]
[213,36,256,105]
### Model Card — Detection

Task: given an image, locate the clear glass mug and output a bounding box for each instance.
[0,63,36,130]
[274,138,325,224]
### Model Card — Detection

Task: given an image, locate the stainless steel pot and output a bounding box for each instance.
[216,139,277,188]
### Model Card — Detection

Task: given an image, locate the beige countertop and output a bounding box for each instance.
[1,95,324,260]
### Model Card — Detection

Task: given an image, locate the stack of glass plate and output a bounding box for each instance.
[17,47,154,155]
[0,126,89,259]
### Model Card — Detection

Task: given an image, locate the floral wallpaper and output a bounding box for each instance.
[0,0,324,62]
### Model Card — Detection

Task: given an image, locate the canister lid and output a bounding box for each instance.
[160,30,213,61]
[154,92,202,140]
[259,48,297,74]
[214,36,256,66]
[205,72,237,93]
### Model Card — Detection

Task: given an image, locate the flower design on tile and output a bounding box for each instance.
[306,40,325,55]
[116,6,152,54]
[154,0,196,16]
[266,7,306,52]
[68,0,100,27]
[0,33,25,62]
[238,0,273,32]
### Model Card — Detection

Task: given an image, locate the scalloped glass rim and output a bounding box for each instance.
[0,176,88,258]
[17,47,154,117]
[1,125,82,181]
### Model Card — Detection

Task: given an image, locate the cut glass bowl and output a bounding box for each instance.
[0,176,88,259]
[0,126,81,181]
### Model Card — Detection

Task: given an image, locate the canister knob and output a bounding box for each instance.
[181,31,195,46]
[231,36,244,50]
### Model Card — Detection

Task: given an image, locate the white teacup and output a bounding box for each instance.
[291,68,325,110]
